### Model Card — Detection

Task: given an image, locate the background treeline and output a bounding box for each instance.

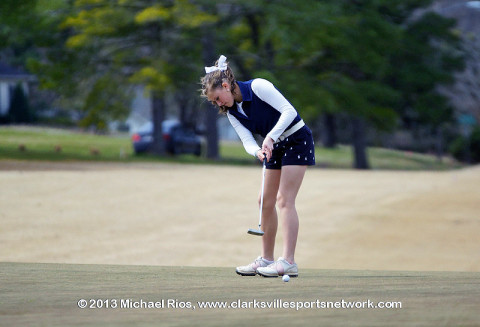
[1,0,479,168]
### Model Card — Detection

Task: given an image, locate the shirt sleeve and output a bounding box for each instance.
[251,78,298,142]
[227,112,261,157]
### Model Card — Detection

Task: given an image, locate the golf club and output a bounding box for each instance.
[248,155,266,236]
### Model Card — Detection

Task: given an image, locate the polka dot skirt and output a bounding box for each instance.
[266,126,316,169]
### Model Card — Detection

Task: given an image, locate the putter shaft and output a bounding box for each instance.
[248,156,267,236]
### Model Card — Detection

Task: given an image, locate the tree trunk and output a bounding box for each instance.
[151,93,165,156]
[265,39,275,71]
[202,29,219,160]
[351,116,370,169]
[177,92,189,126]
[435,126,443,163]
[322,113,337,148]
[204,108,219,159]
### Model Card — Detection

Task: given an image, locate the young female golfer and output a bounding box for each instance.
[201,55,315,277]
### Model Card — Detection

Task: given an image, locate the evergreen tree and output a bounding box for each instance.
[8,84,32,123]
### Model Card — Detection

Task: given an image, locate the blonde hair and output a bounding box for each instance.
[200,57,237,114]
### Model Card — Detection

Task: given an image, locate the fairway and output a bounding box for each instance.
[0,161,479,272]
[1,262,479,326]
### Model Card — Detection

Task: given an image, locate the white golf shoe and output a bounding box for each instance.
[236,256,274,276]
[256,257,298,278]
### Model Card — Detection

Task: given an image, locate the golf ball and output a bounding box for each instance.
[282,275,290,282]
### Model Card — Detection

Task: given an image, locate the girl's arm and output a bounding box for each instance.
[227,112,261,157]
[251,78,297,143]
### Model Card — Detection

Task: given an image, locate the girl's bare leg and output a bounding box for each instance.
[276,165,307,264]
[259,169,281,261]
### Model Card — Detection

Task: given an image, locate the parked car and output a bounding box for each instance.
[131,120,202,156]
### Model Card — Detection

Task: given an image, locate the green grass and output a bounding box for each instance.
[0,126,132,162]
[0,125,252,165]
[1,262,479,327]
[315,145,462,170]
[0,125,462,170]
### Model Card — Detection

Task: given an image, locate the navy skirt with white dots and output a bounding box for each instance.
[266,125,316,169]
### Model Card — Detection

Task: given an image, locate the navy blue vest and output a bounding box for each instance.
[228,80,301,138]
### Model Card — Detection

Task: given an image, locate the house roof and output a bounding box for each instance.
[0,61,31,78]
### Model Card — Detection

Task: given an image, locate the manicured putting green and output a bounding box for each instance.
[1,263,479,326]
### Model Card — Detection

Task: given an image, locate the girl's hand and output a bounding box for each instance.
[261,137,274,162]
[256,150,265,162]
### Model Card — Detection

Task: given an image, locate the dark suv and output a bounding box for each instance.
[132,120,202,156]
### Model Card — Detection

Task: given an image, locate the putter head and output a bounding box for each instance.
[247,228,264,236]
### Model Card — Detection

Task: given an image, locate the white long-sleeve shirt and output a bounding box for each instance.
[227,78,298,156]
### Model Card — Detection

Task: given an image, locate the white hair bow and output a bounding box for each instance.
[205,55,227,73]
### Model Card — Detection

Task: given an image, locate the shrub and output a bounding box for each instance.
[449,126,480,163]
[8,83,33,123]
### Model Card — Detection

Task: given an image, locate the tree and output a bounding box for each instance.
[235,0,463,169]
[387,11,464,159]
[256,0,401,168]
[0,0,38,62]
[29,0,216,154]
